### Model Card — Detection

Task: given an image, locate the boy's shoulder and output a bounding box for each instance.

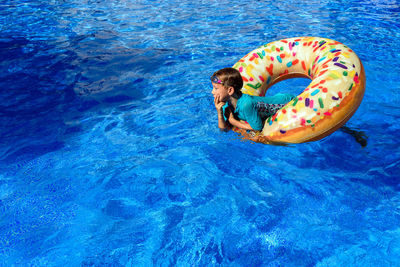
[237,93,255,105]
[238,93,253,101]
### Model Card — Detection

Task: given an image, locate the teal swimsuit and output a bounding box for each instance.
[223,93,295,131]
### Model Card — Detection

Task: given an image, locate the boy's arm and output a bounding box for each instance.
[227,113,254,131]
[214,96,231,131]
[217,107,231,131]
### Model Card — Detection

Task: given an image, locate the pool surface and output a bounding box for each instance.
[1,0,400,266]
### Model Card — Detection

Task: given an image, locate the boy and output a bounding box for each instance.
[211,67,294,132]
[211,67,368,147]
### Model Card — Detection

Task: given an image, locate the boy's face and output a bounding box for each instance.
[211,82,230,102]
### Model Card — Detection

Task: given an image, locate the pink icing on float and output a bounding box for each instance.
[232,37,366,144]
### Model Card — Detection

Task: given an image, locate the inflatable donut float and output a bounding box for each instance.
[232,37,366,144]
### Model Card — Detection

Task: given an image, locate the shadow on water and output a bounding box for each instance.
[0,36,75,163]
[0,34,169,164]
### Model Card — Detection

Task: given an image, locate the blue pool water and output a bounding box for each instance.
[1,0,400,265]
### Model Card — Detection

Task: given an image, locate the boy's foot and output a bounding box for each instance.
[340,126,368,147]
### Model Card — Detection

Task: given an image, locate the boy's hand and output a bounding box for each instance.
[214,95,226,111]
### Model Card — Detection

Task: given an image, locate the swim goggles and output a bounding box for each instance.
[210,75,224,85]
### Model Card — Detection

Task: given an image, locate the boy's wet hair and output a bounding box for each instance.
[212,67,243,97]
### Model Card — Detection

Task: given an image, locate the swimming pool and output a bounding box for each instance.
[1,0,400,265]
